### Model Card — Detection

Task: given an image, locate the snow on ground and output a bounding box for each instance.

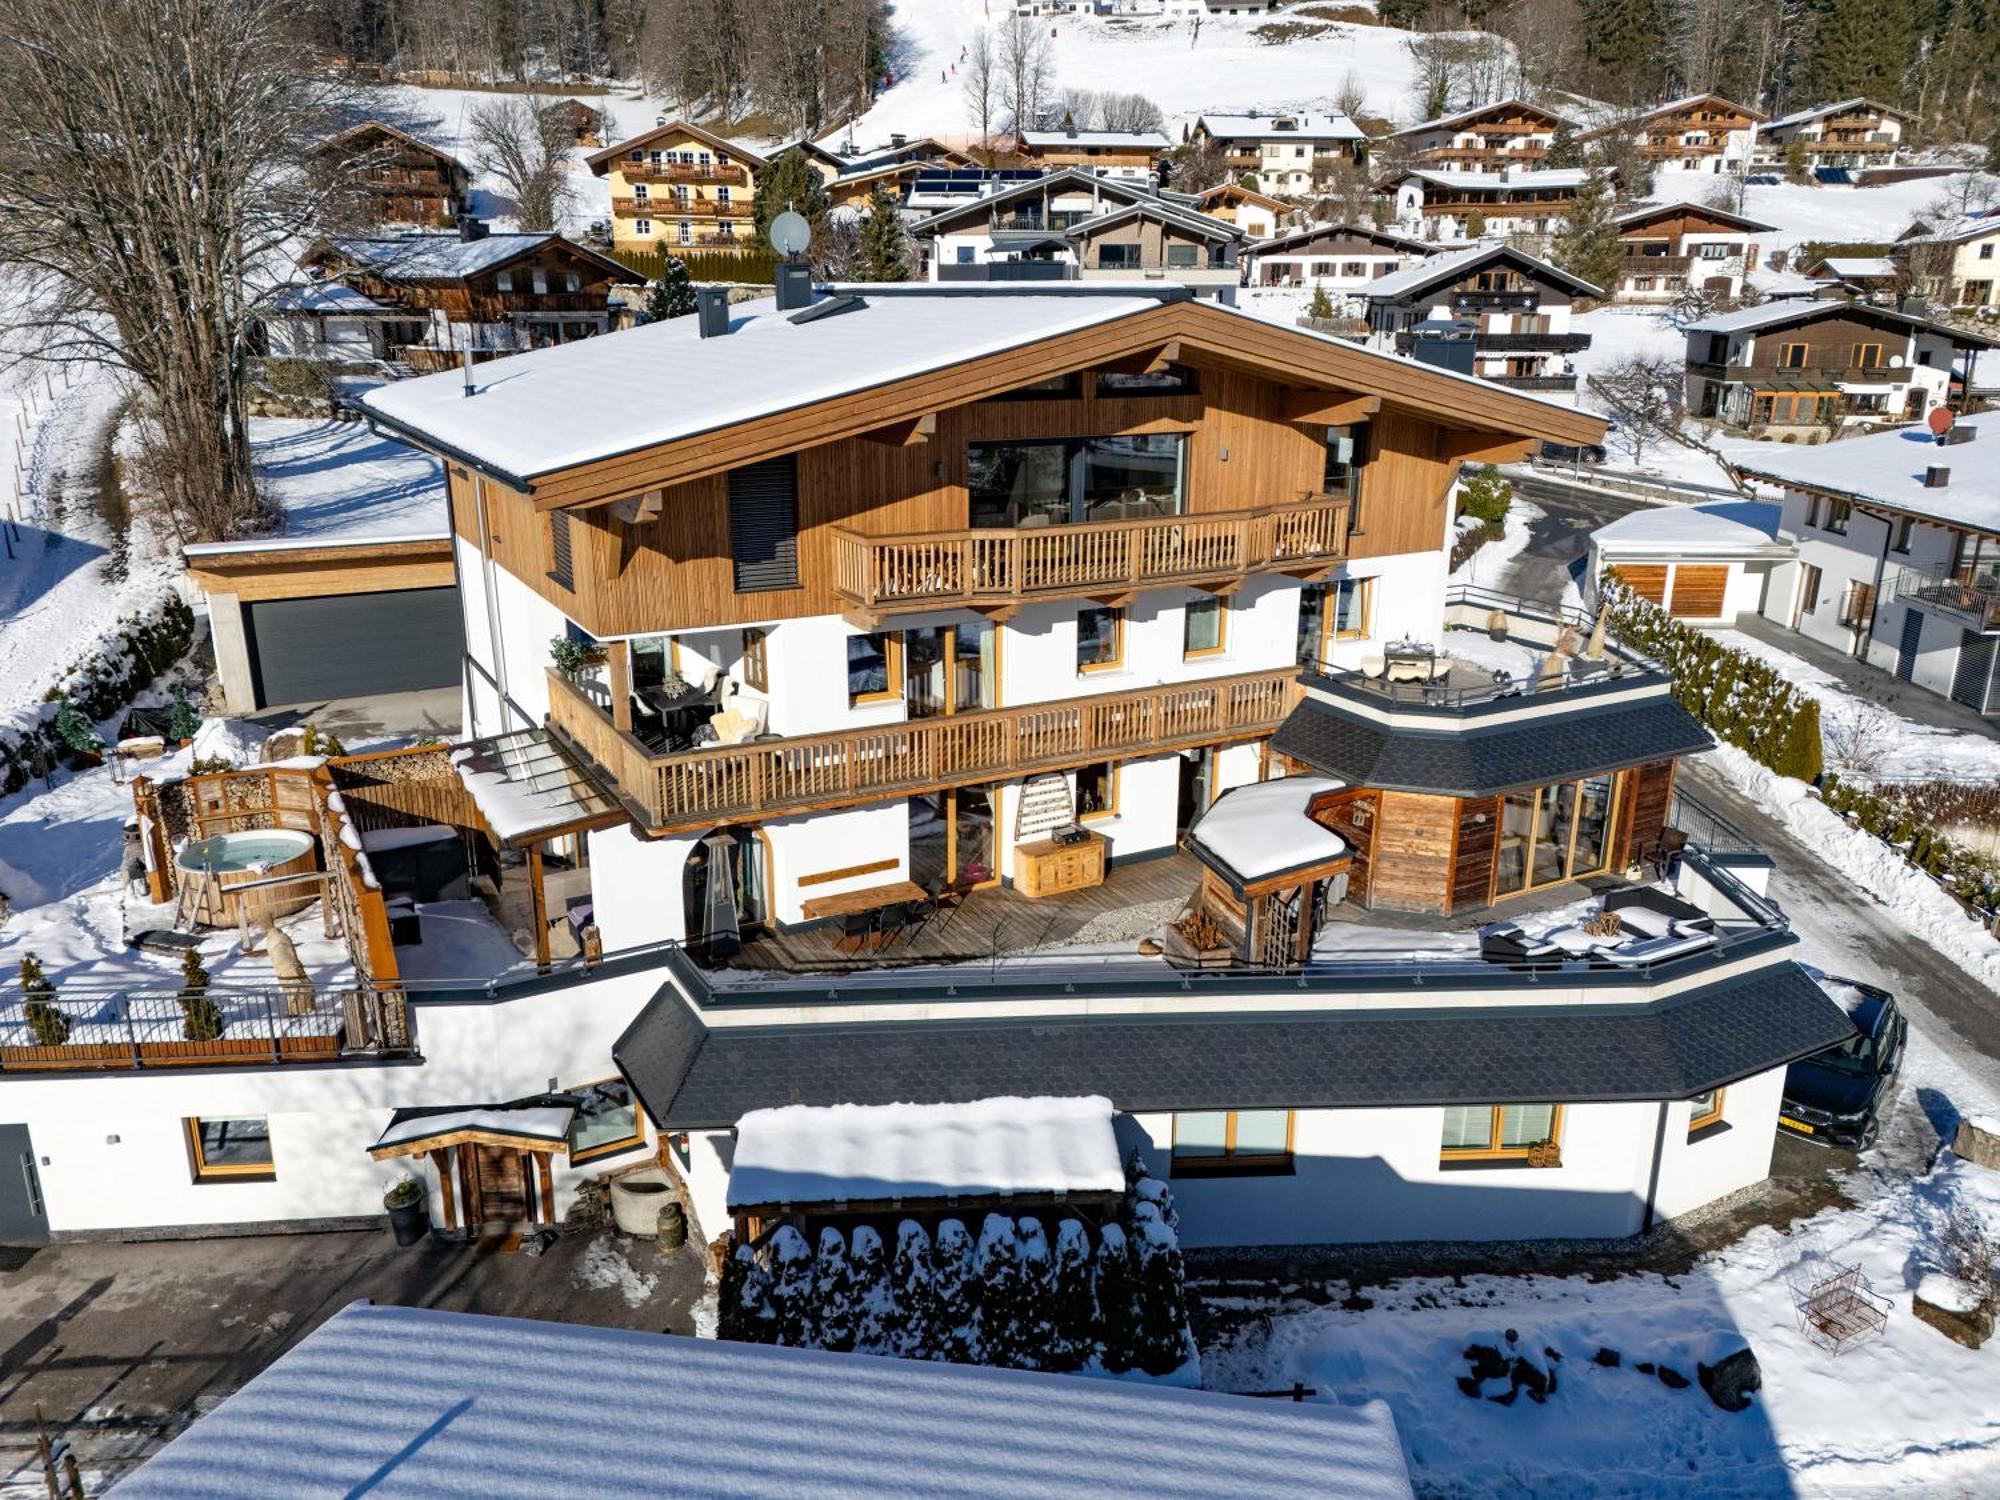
[0,364,180,725]
[1653,172,1995,262]
[1451,495,1543,589]
[229,417,445,550]
[1202,1139,2000,1497]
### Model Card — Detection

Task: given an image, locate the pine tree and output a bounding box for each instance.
[752,147,832,256]
[1094,1223,1142,1373]
[1546,122,1583,169]
[644,258,697,322]
[734,1242,780,1343]
[177,943,223,1042]
[167,683,199,742]
[52,697,99,756]
[891,1219,935,1357]
[930,1217,980,1364]
[718,1241,753,1341]
[18,952,67,1047]
[1306,284,1333,321]
[1044,1219,1097,1372]
[1580,0,1671,101]
[1013,1216,1055,1372]
[1802,0,1915,104]
[1129,1210,1194,1376]
[1131,1175,1180,1236]
[813,1226,856,1351]
[973,1213,1024,1369]
[858,191,911,282]
[767,1225,817,1347]
[1551,174,1622,298]
[849,1224,892,1354]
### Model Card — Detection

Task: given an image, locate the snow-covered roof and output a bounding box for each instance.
[267,283,396,315]
[1615,92,1764,125]
[321,232,633,283]
[1764,97,1913,132]
[727,1095,1125,1209]
[363,289,1167,482]
[1189,775,1348,885]
[1732,426,2000,535]
[1592,501,1793,559]
[1611,202,1774,234]
[1390,97,1576,137]
[1903,216,2000,247]
[183,419,446,557]
[586,117,768,170]
[1396,167,1593,192]
[1249,221,1430,257]
[1020,129,1172,151]
[1684,299,2000,348]
[1364,242,1601,301]
[1812,257,1897,280]
[117,1303,1418,1499]
[1067,198,1242,242]
[1196,111,1365,142]
[450,727,626,845]
[372,1105,574,1153]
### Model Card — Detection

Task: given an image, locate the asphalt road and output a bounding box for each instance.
[1496,470,1658,602]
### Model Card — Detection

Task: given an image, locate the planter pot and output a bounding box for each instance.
[610,1167,675,1238]
[386,1195,430,1246]
[657,1201,688,1250]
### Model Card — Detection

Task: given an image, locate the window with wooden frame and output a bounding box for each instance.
[1824,500,1851,535]
[740,627,769,692]
[1439,1103,1563,1164]
[1170,1110,1295,1174]
[1075,759,1119,821]
[1853,342,1882,370]
[1076,606,1125,673]
[1183,596,1227,658]
[185,1116,275,1182]
[1687,1088,1726,1136]
[1777,341,1809,369]
[847,631,903,706]
[1838,581,1876,628]
[1331,575,1374,640]
[568,1079,647,1164]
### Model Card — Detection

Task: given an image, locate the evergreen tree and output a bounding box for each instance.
[643,258,697,322]
[177,943,223,1042]
[930,1217,980,1364]
[1580,0,1671,101]
[1014,1217,1056,1372]
[1129,1211,1194,1376]
[1545,121,1583,169]
[1094,1223,1142,1373]
[766,1226,817,1347]
[752,147,832,257]
[813,1226,856,1351]
[1550,174,1622,297]
[17,952,67,1047]
[718,1240,752,1341]
[858,191,911,282]
[167,683,199,742]
[1044,1219,1097,1372]
[1131,1174,1180,1236]
[1306,284,1334,321]
[1802,0,1915,103]
[52,697,99,756]
[891,1219,936,1357]
[973,1213,1025,1369]
[849,1224,892,1354]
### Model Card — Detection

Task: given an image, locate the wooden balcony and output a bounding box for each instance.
[831,499,1350,621]
[547,665,1300,835]
[613,196,750,219]
[620,161,750,187]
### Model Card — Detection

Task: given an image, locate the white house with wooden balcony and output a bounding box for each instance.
[1611,202,1773,304]
[1726,423,2000,712]
[1388,98,1577,177]
[357,280,1601,958]
[1582,94,1763,178]
[1752,98,1913,172]
[1362,243,1599,398]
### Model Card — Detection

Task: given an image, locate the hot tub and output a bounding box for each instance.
[177,830,320,928]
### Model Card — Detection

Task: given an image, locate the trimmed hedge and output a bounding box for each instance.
[1600,573,1822,782]
[1821,773,2000,915]
[609,247,781,285]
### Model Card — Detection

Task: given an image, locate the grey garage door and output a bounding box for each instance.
[244,587,464,708]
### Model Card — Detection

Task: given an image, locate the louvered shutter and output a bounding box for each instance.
[729,455,800,591]
[547,509,574,591]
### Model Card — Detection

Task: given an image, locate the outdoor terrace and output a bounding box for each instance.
[1893,563,2000,631]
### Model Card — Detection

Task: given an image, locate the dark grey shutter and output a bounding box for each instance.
[729,455,800,591]
[548,509,574,591]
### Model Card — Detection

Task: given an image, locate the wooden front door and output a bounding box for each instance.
[468,1145,530,1226]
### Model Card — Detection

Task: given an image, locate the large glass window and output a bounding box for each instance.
[1096,365,1200,398]
[1076,606,1124,672]
[903,623,995,718]
[186,1117,274,1181]
[1493,774,1621,897]
[569,1079,645,1163]
[1440,1103,1561,1161]
[1076,760,1119,820]
[968,435,1187,529]
[1171,1109,1294,1172]
[847,631,901,705]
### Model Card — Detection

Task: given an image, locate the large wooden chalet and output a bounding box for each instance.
[1388,98,1576,175]
[587,120,768,257]
[316,120,471,228]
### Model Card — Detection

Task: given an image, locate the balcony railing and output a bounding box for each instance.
[548,665,1300,834]
[1471,331,1592,353]
[1451,289,1540,309]
[0,985,413,1073]
[831,500,1351,618]
[1699,362,1896,386]
[1894,565,2000,631]
[1487,373,1579,391]
[620,161,750,187]
[613,196,749,219]
[1621,254,1693,274]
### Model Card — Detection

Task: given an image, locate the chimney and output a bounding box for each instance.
[890,132,907,148]
[696,286,730,339]
[461,346,475,398]
[457,215,487,242]
[1925,464,1951,487]
[1950,424,1977,445]
[655,114,667,128]
[774,262,814,312]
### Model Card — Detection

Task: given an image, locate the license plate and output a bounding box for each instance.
[1779,1114,1814,1134]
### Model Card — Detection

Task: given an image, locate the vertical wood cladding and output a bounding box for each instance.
[1450,795,1500,913]
[1368,790,1458,915]
[1618,760,1677,868]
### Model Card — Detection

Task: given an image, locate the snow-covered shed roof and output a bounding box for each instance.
[1591,500,1793,560]
[1732,426,2000,535]
[116,1303,1418,1500]
[363,288,1170,482]
[319,232,638,285]
[1364,242,1601,301]
[1196,111,1365,142]
[369,1103,575,1159]
[450,727,627,845]
[184,419,446,558]
[728,1095,1125,1210]
[1189,775,1348,887]
[1020,129,1172,151]
[1811,256,1897,281]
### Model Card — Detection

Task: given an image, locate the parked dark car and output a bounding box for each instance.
[1779,971,1906,1149]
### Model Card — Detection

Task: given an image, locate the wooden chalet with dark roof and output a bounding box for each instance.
[316,120,471,227]
[1611,202,1773,304]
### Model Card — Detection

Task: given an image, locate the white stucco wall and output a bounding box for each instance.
[455,534,576,737]
[1649,1064,1786,1221]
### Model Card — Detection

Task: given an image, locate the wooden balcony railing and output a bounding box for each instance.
[548,665,1301,834]
[613,196,750,219]
[620,161,750,187]
[831,500,1351,619]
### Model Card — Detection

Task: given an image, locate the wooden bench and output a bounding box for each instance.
[799,879,928,923]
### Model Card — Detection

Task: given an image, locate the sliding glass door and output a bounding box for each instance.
[1493,773,1621,898]
[967,435,1186,529]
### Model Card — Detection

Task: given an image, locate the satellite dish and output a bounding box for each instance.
[769,210,812,257]
[1888,353,1904,368]
[1929,405,1956,437]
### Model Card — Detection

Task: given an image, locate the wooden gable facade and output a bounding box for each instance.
[319,122,471,227]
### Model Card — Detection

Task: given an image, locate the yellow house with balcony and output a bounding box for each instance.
[587,120,769,258]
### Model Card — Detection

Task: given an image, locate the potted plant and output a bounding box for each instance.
[549,634,605,676]
[1526,1138,1563,1169]
[167,684,200,747]
[20,954,69,1047]
[384,1174,430,1246]
[1487,608,1509,642]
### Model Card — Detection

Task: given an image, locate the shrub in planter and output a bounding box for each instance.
[548,635,602,675]
[178,993,225,1043]
[383,1175,423,1210]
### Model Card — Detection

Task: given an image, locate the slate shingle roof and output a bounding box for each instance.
[616,963,1851,1130]
[1269,694,1713,796]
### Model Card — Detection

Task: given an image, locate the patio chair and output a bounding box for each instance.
[1477,922,1563,967]
[880,897,936,951]
[929,875,978,936]
[833,910,876,956]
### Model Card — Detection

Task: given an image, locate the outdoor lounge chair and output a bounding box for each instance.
[1595,929,1716,967]
[1477,922,1563,966]
[1602,885,1714,933]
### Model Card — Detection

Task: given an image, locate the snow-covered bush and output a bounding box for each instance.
[930,1217,980,1365]
[889,1219,934,1357]
[813,1226,857,1352]
[766,1226,816,1348]
[849,1225,893,1354]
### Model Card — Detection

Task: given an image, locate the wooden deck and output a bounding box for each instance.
[728,850,1204,973]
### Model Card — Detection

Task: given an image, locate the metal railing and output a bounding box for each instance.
[831,499,1351,616]
[0,985,411,1074]
[1669,786,1757,856]
[1891,564,2000,631]
[1471,332,1592,353]
[1487,374,1579,391]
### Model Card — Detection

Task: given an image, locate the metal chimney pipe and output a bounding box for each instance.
[462,347,475,398]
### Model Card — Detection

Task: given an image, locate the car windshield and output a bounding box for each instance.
[1812,993,1889,1076]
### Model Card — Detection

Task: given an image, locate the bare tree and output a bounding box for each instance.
[468,95,573,230]
[1098,92,1164,134]
[997,14,1055,136]
[1333,70,1367,123]
[1586,354,1687,468]
[0,0,348,541]
[962,27,997,161]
